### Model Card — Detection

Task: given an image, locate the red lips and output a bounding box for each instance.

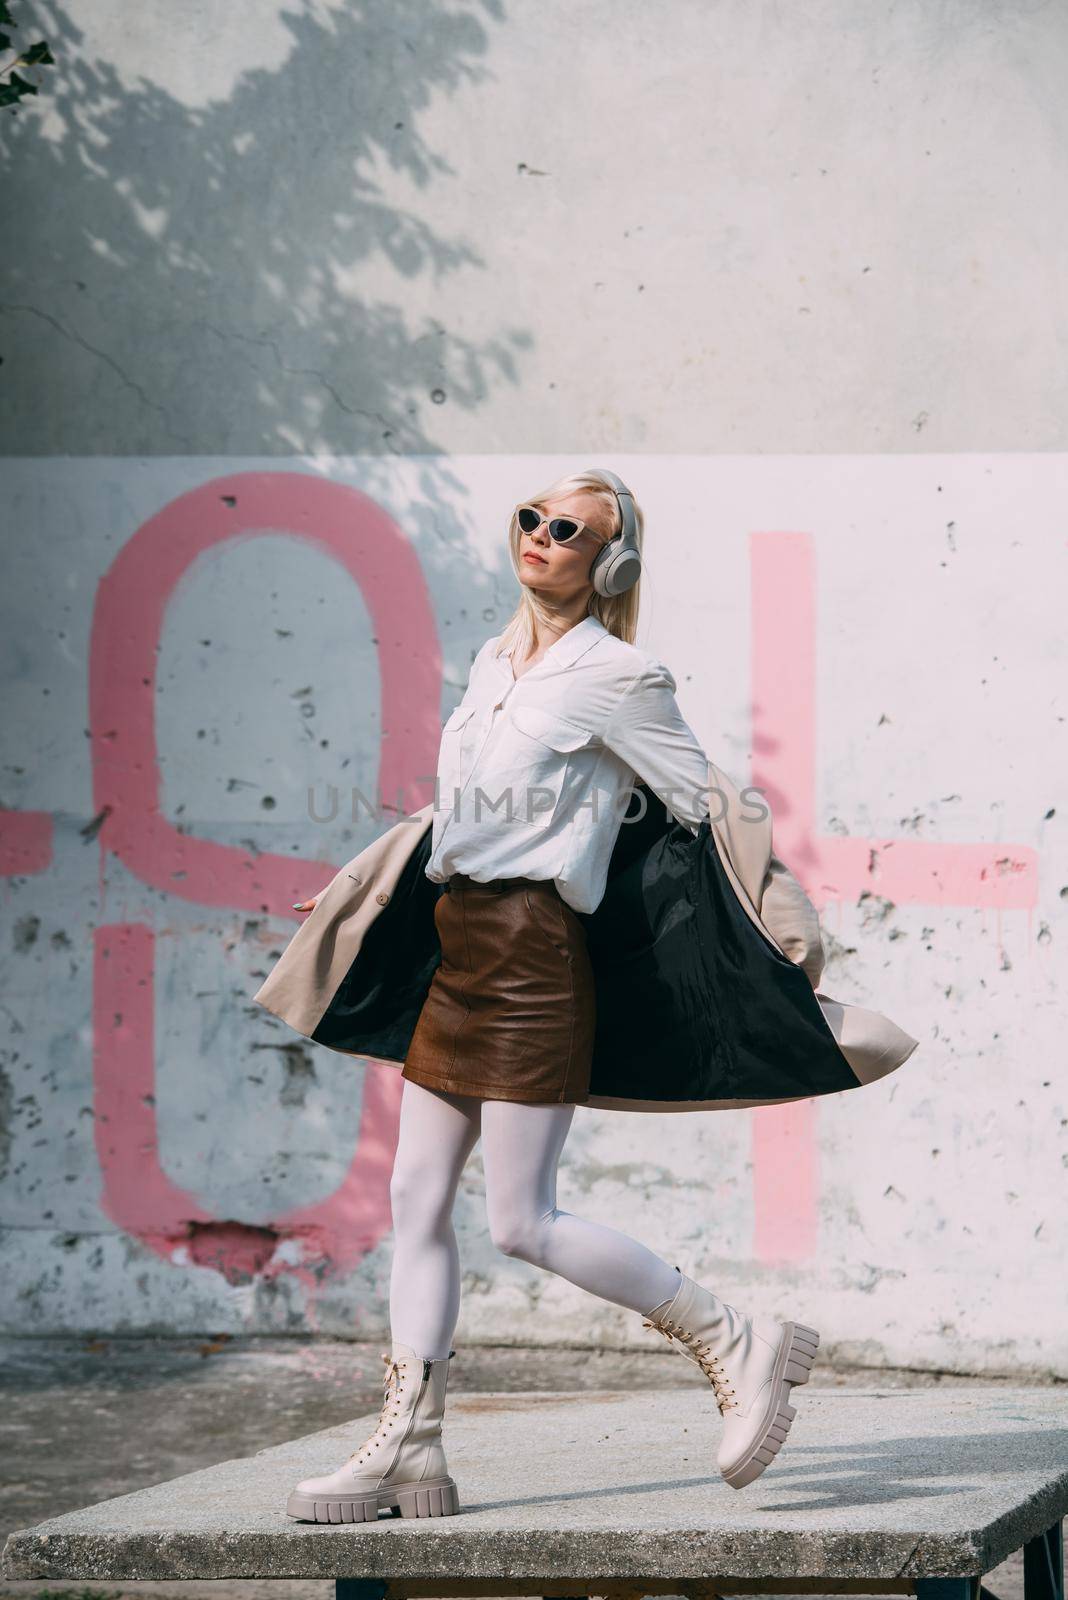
[523,551,547,565]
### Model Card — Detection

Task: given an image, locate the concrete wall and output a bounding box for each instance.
[1,1,1064,1372]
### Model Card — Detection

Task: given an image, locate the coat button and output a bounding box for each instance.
[375,891,390,905]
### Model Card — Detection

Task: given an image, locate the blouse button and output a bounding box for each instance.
[376,891,390,906]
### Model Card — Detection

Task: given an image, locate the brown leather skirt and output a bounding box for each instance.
[401,873,596,1105]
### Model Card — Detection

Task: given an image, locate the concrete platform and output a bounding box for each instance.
[3,1386,1066,1597]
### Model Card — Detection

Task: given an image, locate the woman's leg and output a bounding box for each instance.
[388,1078,483,1358]
[480,1099,681,1314]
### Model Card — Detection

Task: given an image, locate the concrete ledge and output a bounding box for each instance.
[3,1389,1067,1584]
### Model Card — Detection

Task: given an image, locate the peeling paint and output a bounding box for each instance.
[184,1221,282,1286]
[12,915,40,953]
[277,1049,317,1108]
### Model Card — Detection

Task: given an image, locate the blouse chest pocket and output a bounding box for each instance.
[437,702,477,799]
[501,702,595,827]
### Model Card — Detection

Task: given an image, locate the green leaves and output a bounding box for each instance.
[0,72,38,109]
[1,3,55,115]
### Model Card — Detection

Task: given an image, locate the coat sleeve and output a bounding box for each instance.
[601,660,711,833]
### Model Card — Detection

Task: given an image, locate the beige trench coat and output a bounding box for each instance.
[252,755,919,1114]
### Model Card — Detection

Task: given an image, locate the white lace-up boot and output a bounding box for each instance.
[286,1341,460,1522]
[642,1268,819,1489]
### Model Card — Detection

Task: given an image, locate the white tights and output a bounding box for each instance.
[388,1078,683,1360]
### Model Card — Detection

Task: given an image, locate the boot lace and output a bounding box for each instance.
[641,1315,739,1414]
[348,1352,406,1464]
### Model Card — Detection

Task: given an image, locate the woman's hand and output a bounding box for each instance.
[292,891,324,914]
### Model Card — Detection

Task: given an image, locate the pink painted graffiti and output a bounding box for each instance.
[0,810,53,876]
[88,471,439,1294]
[748,532,1037,1263]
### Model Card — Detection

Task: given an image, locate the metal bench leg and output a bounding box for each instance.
[1024,1520,1065,1600]
[915,1580,980,1600]
[336,1582,388,1600]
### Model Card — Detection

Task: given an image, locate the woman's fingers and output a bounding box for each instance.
[292,892,321,913]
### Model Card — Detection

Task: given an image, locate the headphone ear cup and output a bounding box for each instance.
[590,539,641,597]
[588,473,641,596]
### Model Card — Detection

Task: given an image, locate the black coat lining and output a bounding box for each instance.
[312,786,860,1102]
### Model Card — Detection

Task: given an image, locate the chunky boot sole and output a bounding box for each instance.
[286,1474,460,1522]
[720,1321,820,1490]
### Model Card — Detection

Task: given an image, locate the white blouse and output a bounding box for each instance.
[424,614,712,914]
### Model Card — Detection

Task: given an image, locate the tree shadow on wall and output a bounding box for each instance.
[0,0,526,481]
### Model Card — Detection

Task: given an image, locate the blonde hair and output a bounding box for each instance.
[496,468,644,663]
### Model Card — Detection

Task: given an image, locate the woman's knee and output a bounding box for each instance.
[390,1159,454,1236]
[488,1206,553,1264]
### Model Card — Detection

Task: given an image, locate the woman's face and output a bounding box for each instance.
[515,491,614,601]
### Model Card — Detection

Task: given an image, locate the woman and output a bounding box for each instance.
[281,468,821,1521]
